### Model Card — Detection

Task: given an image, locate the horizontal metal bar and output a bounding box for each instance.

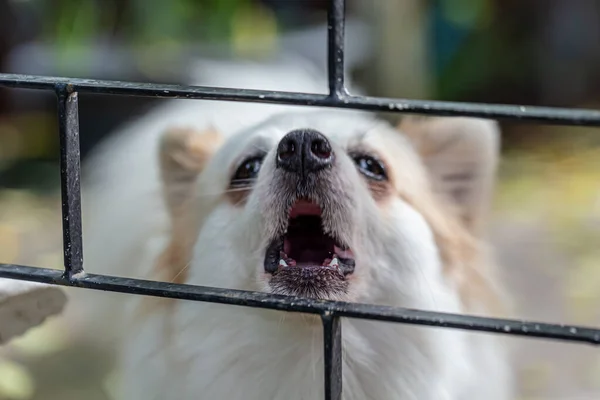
[0,264,599,345]
[2,73,600,126]
[56,87,84,277]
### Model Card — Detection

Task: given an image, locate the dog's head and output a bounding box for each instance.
[159,111,501,310]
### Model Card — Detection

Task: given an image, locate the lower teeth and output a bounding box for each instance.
[277,256,341,268]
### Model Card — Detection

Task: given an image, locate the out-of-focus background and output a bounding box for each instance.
[1,0,600,399]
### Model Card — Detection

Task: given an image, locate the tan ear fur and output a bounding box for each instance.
[398,116,507,315]
[399,116,500,236]
[154,127,224,284]
[136,127,223,338]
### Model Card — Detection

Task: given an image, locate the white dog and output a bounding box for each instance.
[76,53,513,400]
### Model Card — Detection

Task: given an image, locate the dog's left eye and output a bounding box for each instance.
[231,156,264,186]
[352,154,387,181]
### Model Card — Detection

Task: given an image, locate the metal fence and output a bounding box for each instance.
[1,0,600,399]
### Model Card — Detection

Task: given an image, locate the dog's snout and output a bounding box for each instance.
[276,129,333,175]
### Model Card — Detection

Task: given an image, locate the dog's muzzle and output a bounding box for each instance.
[264,130,355,300]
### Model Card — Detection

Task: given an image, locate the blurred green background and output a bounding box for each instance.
[1,0,600,399]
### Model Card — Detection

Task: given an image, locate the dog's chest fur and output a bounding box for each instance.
[118,257,510,400]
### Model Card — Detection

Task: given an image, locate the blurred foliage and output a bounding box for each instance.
[230,2,278,58]
[0,113,58,164]
[0,190,61,267]
[44,0,259,44]
[495,128,600,325]
[31,0,279,73]
[439,0,493,28]
[0,359,35,400]
[432,0,534,102]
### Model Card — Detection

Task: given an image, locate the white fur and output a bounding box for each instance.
[76,56,513,400]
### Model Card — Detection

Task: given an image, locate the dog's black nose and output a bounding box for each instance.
[276,129,333,176]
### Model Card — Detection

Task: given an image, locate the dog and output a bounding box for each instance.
[76,54,513,400]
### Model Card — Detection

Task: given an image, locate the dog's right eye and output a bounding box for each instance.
[351,153,387,181]
[231,156,264,187]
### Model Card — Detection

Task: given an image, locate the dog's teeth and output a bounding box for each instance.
[334,245,353,259]
[279,259,288,267]
[328,257,339,268]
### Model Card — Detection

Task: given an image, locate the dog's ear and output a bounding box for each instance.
[155,127,223,283]
[399,116,500,236]
[159,127,223,218]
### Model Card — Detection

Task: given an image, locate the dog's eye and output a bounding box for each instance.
[352,154,387,181]
[231,156,263,186]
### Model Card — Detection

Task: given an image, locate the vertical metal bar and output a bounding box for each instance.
[322,314,342,400]
[56,85,84,278]
[327,0,346,98]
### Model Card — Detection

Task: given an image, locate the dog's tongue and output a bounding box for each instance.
[289,199,321,218]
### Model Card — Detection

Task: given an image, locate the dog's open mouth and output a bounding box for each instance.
[264,200,355,299]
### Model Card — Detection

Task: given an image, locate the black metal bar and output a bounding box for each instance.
[327,0,346,98]
[56,87,84,277]
[322,314,343,400]
[0,264,599,346]
[3,73,600,126]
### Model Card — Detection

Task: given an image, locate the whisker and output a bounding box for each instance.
[224,186,253,194]
[276,314,286,337]
[188,186,252,199]
[248,142,271,154]
[170,262,191,283]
